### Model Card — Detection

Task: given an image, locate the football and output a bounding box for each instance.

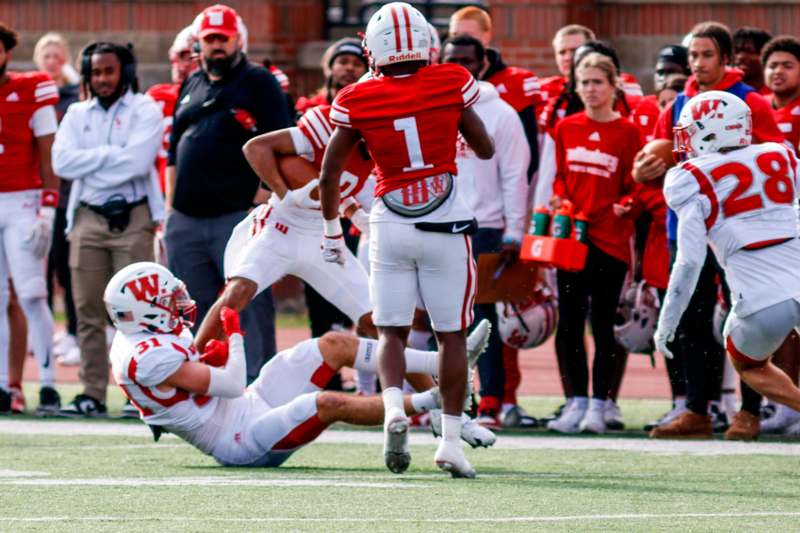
[277,154,320,200]
[642,138,676,170]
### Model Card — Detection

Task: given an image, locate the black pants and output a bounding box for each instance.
[556,243,627,400]
[670,244,724,415]
[47,207,77,335]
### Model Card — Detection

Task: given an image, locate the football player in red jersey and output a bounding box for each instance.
[0,22,61,415]
[319,2,493,478]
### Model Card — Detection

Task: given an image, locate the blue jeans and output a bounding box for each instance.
[470,228,505,409]
[165,209,276,382]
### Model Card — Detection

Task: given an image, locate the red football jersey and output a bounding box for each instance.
[768,94,800,153]
[296,92,328,115]
[269,65,290,92]
[330,63,479,196]
[629,94,660,141]
[553,113,642,264]
[296,104,373,198]
[486,65,543,113]
[0,71,59,192]
[146,82,180,193]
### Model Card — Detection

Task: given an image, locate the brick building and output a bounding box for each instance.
[4,0,799,98]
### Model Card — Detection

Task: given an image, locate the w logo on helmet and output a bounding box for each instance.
[125,274,160,302]
[691,99,723,121]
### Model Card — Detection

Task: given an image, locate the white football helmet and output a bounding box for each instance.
[673,90,752,159]
[614,280,660,354]
[428,23,441,65]
[104,262,196,335]
[364,2,430,71]
[496,283,558,349]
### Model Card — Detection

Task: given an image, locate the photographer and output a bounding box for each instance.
[52,41,163,417]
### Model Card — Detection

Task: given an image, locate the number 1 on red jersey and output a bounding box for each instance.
[394,117,433,173]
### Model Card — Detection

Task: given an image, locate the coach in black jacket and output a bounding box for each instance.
[165,5,291,380]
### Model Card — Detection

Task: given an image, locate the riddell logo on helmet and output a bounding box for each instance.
[389,51,423,62]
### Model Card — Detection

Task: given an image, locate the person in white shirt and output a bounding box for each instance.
[51,42,163,417]
[442,35,531,428]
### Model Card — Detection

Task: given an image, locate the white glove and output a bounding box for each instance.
[653,323,675,360]
[282,179,321,210]
[322,218,346,266]
[24,206,55,259]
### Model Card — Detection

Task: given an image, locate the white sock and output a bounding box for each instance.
[722,355,737,391]
[573,396,588,410]
[589,398,605,411]
[442,413,462,443]
[0,279,8,391]
[408,329,433,351]
[411,389,439,413]
[354,338,438,377]
[19,297,55,387]
[382,387,405,418]
[355,370,377,395]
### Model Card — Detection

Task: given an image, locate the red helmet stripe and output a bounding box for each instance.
[401,5,413,51]
[390,7,402,52]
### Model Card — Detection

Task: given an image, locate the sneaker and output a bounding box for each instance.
[434,439,476,479]
[724,410,760,441]
[603,399,625,430]
[579,405,607,434]
[57,346,81,366]
[9,385,26,414]
[58,394,108,418]
[709,402,730,433]
[760,405,800,434]
[500,404,538,428]
[649,411,712,439]
[760,403,777,421]
[120,400,140,419]
[430,409,496,448]
[383,408,410,474]
[52,332,77,357]
[35,387,61,417]
[546,401,586,434]
[0,387,10,414]
[539,400,570,425]
[644,403,687,431]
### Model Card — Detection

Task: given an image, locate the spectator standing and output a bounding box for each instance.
[165,4,291,381]
[441,35,532,428]
[0,23,61,415]
[733,27,773,95]
[53,42,163,416]
[546,53,641,435]
[33,33,81,366]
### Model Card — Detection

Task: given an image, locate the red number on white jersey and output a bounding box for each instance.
[709,151,795,217]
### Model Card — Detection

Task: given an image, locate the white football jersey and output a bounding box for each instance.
[664,142,800,315]
[109,329,222,451]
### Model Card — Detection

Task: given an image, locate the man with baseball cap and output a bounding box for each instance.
[296,37,368,114]
[165,4,292,381]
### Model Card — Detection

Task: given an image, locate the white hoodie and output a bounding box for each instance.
[455,81,530,242]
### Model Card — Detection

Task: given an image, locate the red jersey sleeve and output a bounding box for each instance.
[653,103,675,141]
[297,104,333,164]
[27,72,59,109]
[487,66,542,112]
[745,92,785,144]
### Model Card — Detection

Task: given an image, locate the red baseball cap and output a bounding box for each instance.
[198,4,239,39]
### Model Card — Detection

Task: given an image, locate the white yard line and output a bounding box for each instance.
[2,512,800,523]
[0,476,421,489]
[3,418,799,456]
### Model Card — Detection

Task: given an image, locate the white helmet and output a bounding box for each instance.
[364,2,430,70]
[673,90,752,159]
[169,25,196,59]
[104,262,196,335]
[496,283,558,349]
[614,281,660,354]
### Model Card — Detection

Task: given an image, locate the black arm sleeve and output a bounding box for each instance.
[167,78,191,167]
[517,105,539,182]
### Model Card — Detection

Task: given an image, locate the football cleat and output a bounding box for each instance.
[434,439,476,479]
[644,402,687,431]
[58,394,108,418]
[466,319,491,369]
[34,387,61,417]
[430,409,496,448]
[761,405,800,434]
[383,408,410,474]
[501,404,538,428]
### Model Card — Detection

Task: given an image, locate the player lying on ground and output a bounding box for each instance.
[654,90,800,418]
[104,262,494,469]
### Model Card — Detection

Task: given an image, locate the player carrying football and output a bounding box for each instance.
[319,2,494,477]
[104,262,491,467]
[0,22,61,415]
[655,91,800,417]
